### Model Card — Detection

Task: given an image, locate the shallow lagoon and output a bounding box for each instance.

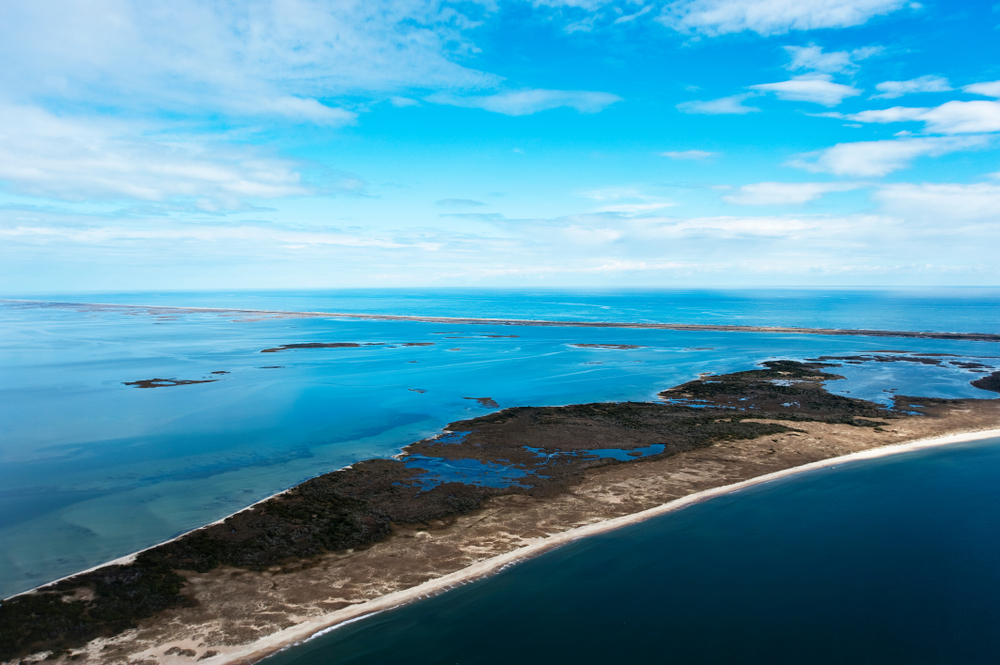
[1,291,997,597]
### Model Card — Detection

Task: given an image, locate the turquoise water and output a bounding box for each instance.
[0,290,997,598]
[267,436,1000,665]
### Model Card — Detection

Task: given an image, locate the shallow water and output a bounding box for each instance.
[266,436,1000,665]
[0,290,997,597]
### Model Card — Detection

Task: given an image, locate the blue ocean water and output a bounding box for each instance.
[8,286,1000,332]
[266,436,1000,665]
[0,290,997,598]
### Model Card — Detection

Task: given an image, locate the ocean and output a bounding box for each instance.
[1,288,998,651]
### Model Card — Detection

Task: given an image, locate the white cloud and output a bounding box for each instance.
[872,75,951,99]
[899,101,1000,133]
[426,89,622,115]
[964,81,1000,98]
[436,198,486,207]
[615,5,654,23]
[840,106,928,123]
[0,222,419,250]
[659,0,907,36]
[677,93,760,114]
[790,135,989,176]
[751,75,861,106]
[596,201,675,214]
[533,0,609,9]
[390,96,421,108]
[841,100,1000,134]
[660,150,718,159]
[582,187,646,201]
[0,103,323,208]
[724,181,864,205]
[579,187,673,214]
[875,182,1000,221]
[0,0,497,124]
[784,44,881,74]
[0,0,512,207]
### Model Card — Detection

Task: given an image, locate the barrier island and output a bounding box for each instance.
[2,359,1000,664]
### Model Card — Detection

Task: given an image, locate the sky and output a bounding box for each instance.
[1,0,999,292]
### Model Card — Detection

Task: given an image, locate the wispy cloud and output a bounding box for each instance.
[875,182,1000,221]
[435,198,486,207]
[0,103,326,209]
[580,187,674,214]
[785,44,882,74]
[614,5,654,23]
[872,75,951,99]
[833,100,1000,134]
[724,181,864,205]
[790,135,989,176]
[659,0,908,36]
[0,0,497,124]
[964,80,1000,98]
[390,97,421,108]
[677,92,760,114]
[751,75,862,106]
[660,150,718,159]
[426,89,622,115]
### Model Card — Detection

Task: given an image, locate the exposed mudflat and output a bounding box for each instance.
[123,378,219,389]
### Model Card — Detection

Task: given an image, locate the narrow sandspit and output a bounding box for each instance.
[4,299,999,342]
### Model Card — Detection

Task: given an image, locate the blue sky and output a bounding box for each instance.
[1,0,999,292]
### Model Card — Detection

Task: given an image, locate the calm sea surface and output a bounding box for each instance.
[0,288,997,601]
[10,287,1000,332]
[266,436,1000,665]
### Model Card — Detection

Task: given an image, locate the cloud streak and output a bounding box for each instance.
[659,0,908,36]
[872,75,952,99]
[784,44,881,74]
[0,103,325,208]
[751,75,862,106]
[724,181,864,205]
[835,100,1000,134]
[790,135,989,176]
[661,150,718,159]
[0,0,496,124]
[426,89,622,115]
[677,93,760,114]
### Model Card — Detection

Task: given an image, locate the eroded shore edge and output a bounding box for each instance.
[222,426,1000,665]
[4,299,998,342]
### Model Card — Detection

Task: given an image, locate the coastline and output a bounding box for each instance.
[4,299,999,342]
[5,358,1000,665]
[214,426,1000,665]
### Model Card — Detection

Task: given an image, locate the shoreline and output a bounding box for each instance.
[3,298,999,342]
[216,425,1000,665]
[6,358,1000,664]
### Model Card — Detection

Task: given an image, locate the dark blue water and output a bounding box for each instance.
[267,437,1000,665]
